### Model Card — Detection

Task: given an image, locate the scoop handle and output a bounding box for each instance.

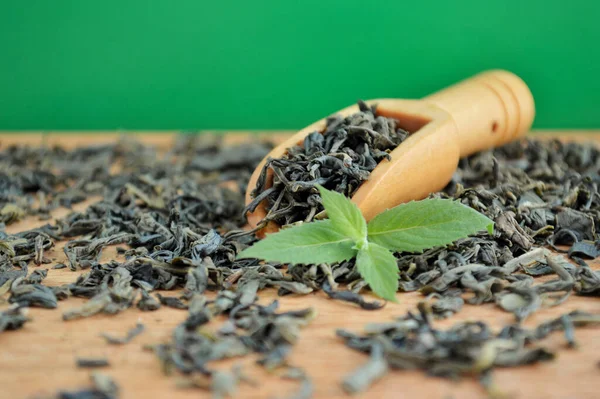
[423,70,535,157]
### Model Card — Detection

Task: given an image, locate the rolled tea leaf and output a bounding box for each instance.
[76,357,110,368]
[279,367,313,399]
[322,281,385,310]
[342,343,389,394]
[0,305,29,333]
[101,322,145,345]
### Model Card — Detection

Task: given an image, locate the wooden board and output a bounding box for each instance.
[2,131,600,399]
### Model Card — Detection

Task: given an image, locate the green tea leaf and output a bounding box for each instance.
[317,185,367,241]
[237,220,356,264]
[356,242,398,302]
[367,199,494,253]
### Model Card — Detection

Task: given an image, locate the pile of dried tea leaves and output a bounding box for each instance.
[149,294,316,398]
[338,305,600,395]
[0,135,318,398]
[1,128,600,398]
[247,101,410,226]
[248,132,600,392]
[274,138,600,319]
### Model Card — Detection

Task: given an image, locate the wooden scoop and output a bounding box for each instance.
[245,70,535,234]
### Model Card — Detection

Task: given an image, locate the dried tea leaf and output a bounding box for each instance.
[498,293,529,312]
[137,290,161,311]
[279,367,313,399]
[322,281,384,310]
[76,357,110,368]
[497,287,540,322]
[55,372,119,399]
[9,281,57,309]
[568,240,600,259]
[157,294,188,310]
[0,305,29,333]
[101,322,145,345]
[341,342,388,394]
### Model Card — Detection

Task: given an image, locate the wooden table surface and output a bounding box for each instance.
[1,131,600,399]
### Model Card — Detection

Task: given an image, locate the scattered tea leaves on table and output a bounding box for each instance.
[338,306,600,395]
[3,132,600,398]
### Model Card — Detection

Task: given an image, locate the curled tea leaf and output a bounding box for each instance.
[342,342,388,394]
[101,322,145,345]
[322,281,385,310]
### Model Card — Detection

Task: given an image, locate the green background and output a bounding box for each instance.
[1,1,598,130]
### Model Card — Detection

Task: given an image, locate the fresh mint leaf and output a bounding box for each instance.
[237,220,356,264]
[367,198,494,253]
[356,242,398,302]
[317,185,366,242]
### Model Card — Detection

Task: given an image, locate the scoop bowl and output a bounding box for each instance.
[245,70,535,235]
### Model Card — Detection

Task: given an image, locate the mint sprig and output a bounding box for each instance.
[237,220,356,264]
[238,185,494,302]
[367,198,495,253]
[318,186,367,242]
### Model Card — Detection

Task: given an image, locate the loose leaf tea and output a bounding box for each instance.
[2,130,600,399]
[246,101,410,226]
[338,305,600,395]
[148,293,315,394]
[10,279,58,309]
